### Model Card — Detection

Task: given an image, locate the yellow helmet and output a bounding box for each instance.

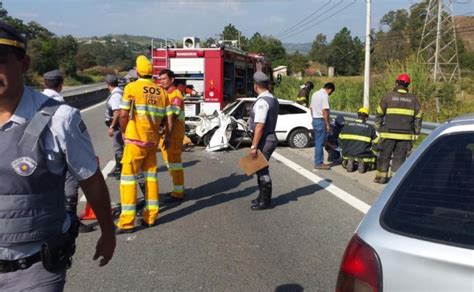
[358,107,369,116]
[136,55,152,77]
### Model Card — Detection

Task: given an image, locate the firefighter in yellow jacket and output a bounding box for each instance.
[374,73,422,184]
[117,56,174,233]
[158,69,186,203]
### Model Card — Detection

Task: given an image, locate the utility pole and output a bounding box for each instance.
[418,0,461,83]
[363,0,371,109]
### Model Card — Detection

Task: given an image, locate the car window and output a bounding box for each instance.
[382,133,474,249]
[222,101,239,115]
[279,104,306,115]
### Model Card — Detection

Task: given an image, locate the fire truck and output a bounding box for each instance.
[151,37,272,119]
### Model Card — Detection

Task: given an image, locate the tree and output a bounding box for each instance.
[247,33,286,65]
[309,33,329,64]
[327,27,363,75]
[221,23,248,49]
[288,51,308,74]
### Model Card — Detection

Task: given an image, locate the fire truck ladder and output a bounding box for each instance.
[151,39,170,77]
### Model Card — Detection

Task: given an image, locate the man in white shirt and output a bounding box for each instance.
[42,69,65,102]
[310,82,335,170]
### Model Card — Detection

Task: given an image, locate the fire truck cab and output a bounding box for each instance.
[151,37,272,120]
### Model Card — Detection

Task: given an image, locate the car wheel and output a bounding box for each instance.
[202,130,215,146]
[288,129,310,148]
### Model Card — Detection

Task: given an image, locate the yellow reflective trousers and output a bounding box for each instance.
[160,138,184,199]
[117,143,159,229]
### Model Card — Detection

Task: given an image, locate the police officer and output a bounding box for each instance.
[339,108,378,173]
[104,74,124,179]
[0,21,115,290]
[43,69,95,234]
[42,69,65,102]
[296,81,314,107]
[374,74,422,184]
[249,71,279,211]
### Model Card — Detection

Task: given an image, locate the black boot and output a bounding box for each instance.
[251,178,272,210]
[113,155,122,180]
[251,180,262,205]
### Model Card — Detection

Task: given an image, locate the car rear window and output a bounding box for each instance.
[382,133,474,249]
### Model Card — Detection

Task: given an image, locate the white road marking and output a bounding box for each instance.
[80,160,115,202]
[80,100,106,113]
[272,152,370,214]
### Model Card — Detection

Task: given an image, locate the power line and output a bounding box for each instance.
[280,0,359,41]
[278,0,344,38]
[276,0,333,38]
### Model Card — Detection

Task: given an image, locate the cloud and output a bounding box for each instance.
[47,21,78,29]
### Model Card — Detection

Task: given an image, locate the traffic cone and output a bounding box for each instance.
[79,156,100,220]
[79,202,97,220]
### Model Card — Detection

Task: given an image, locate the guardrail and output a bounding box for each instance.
[62,83,108,109]
[330,110,440,135]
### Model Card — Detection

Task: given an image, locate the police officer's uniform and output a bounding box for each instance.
[104,74,124,177]
[0,87,98,291]
[249,72,279,210]
[42,69,65,103]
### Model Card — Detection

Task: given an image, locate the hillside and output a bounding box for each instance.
[77,34,165,47]
[283,42,312,54]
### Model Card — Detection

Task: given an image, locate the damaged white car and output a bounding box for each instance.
[190,98,313,151]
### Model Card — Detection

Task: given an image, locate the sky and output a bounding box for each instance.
[4,0,473,43]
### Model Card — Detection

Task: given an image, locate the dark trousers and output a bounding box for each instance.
[376,139,412,176]
[0,262,65,292]
[113,128,124,158]
[256,134,277,181]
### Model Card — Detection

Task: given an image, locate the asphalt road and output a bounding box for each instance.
[65,102,382,291]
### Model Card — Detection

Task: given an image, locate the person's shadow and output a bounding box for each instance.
[275,283,304,292]
[272,183,325,207]
[157,173,255,225]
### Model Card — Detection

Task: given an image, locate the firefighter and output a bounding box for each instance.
[374,74,422,184]
[296,81,314,107]
[339,107,378,173]
[325,115,345,163]
[158,69,186,203]
[117,55,174,233]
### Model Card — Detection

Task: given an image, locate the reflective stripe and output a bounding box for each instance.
[386,108,415,116]
[415,112,423,118]
[120,175,137,185]
[120,100,131,110]
[145,200,159,209]
[380,132,416,140]
[121,204,136,214]
[375,170,388,178]
[339,134,372,143]
[168,163,183,171]
[144,172,157,182]
[342,156,375,163]
[397,89,408,94]
[376,106,384,114]
[174,185,185,192]
[168,105,181,116]
[135,105,167,117]
[373,136,380,144]
[296,97,307,101]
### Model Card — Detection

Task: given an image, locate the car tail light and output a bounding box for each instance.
[336,235,382,292]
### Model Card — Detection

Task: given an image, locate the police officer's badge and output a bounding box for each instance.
[11,157,38,176]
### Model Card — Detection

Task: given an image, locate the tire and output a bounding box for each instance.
[288,129,311,148]
[202,129,215,146]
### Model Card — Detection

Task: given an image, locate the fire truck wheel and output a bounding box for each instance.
[288,128,310,148]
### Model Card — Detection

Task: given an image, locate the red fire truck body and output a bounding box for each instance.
[152,44,271,118]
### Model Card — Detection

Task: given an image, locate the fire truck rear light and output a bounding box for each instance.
[336,235,382,292]
[168,51,176,57]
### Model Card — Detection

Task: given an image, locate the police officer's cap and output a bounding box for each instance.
[43,69,63,81]
[105,74,118,84]
[0,21,27,53]
[253,71,269,85]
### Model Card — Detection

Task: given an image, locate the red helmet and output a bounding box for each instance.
[396,73,411,84]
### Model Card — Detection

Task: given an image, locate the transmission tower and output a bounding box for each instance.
[418,0,461,83]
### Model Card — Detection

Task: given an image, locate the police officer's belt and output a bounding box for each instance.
[0,252,41,273]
